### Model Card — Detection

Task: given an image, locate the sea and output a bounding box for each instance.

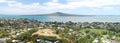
[0,15,120,22]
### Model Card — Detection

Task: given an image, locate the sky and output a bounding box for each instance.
[0,0,120,15]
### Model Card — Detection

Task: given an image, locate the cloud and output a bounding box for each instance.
[0,0,5,3]
[67,0,120,7]
[5,0,120,9]
[0,0,120,14]
[52,0,59,3]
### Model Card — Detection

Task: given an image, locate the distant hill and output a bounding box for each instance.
[37,12,78,16]
[25,12,95,16]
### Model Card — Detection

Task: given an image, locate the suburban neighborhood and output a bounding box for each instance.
[0,18,120,43]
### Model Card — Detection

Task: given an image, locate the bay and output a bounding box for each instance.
[0,15,120,22]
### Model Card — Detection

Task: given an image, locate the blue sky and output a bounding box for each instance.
[0,0,120,15]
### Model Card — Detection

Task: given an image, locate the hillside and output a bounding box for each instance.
[32,29,61,39]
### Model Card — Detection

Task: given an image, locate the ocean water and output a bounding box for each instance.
[0,15,120,22]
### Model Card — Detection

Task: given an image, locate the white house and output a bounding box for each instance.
[93,38,99,43]
[93,38,112,43]
[101,38,111,43]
